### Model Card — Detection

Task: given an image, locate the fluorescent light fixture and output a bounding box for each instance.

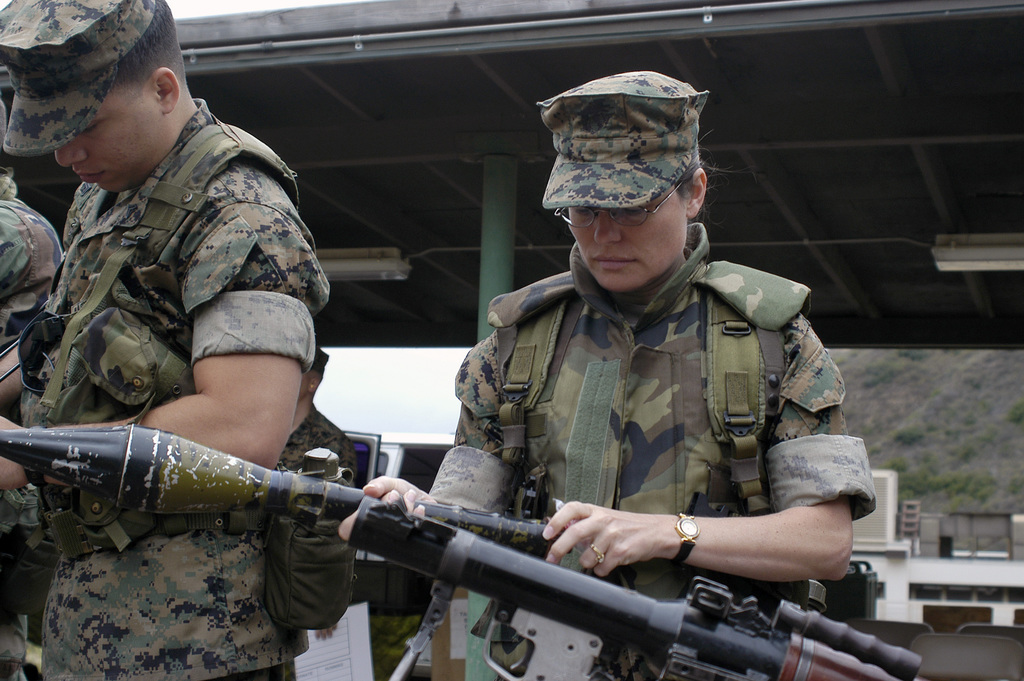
[316,247,411,281]
[932,233,1024,272]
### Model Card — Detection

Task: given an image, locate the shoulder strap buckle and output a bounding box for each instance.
[501,380,532,403]
[723,411,756,437]
[722,320,752,336]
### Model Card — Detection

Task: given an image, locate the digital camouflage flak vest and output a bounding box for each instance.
[26,121,298,557]
[490,258,811,604]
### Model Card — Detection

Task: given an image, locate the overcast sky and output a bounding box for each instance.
[317,347,470,441]
[168,0,368,19]
[0,0,372,18]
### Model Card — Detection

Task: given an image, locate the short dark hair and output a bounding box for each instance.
[112,0,186,92]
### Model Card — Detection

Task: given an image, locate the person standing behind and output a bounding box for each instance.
[278,345,357,657]
[342,71,875,681]
[280,346,357,476]
[0,99,61,681]
[0,100,61,354]
[0,0,328,679]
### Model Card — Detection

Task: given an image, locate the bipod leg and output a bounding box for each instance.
[389,580,455,681]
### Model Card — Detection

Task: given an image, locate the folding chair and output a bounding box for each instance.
[958,624,1024,650]
[847,617,934,650]
[911,633,1024,681]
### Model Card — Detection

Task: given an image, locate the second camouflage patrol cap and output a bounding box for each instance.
[538,71,709,209]
[310,346,330,375]
[0,0,156,156]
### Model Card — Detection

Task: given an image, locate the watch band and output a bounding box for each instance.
[672,513,699,565]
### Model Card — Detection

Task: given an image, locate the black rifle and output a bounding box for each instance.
[0,425,921,681]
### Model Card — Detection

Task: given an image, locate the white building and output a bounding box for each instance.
[848,470,1024,629]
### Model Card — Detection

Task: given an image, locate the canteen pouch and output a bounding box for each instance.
[0,488,58,615]
[264,451,356,630]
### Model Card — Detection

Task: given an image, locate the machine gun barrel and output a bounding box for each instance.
[352,498,789,679]
[350,500,918,681]
[0,424,548,556]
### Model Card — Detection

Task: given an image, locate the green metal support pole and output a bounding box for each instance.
[465,153,518,681]
[477,154,518,342]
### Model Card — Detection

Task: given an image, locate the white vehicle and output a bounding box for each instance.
[345,432,454,614]
[343,432,454,678]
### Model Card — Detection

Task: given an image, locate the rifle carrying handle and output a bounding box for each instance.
[416,501,551,557]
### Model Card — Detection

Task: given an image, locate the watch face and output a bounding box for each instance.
[678,517,699,540]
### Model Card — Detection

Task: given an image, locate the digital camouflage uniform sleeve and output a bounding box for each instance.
[767,314,875,519]
[436,338,518,509]
[771,313,848,443]
[0,199,61,351]
[182,158,327,370]
[453,334,505,454]
[181,160,328,316]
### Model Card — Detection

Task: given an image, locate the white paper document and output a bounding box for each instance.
[295,601,375,681]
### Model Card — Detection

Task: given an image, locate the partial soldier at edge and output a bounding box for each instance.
[0,97,61,681]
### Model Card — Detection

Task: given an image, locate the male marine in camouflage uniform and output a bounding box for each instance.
[281,347,357,474]
[342,72,875,680]
[0,0,328,679]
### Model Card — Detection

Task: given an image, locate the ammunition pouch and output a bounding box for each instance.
[264,450,355,630]
[264,512,354,631]
[44,304,192,427]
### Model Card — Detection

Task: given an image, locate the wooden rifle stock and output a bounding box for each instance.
[780,634,925,681]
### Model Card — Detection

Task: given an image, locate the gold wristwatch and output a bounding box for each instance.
[672,514,700,565]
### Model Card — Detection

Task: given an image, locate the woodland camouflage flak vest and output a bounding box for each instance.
[28,121,297,557]
[492,260,811,604]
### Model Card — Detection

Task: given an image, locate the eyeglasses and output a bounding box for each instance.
[554,181,683,228]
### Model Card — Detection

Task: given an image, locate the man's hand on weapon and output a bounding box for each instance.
[338,476,435,540]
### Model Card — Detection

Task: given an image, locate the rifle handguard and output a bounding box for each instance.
[775,601,921,681]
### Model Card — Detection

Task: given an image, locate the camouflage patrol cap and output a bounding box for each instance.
[538,71,708,209]
[310,346,330,376]
[0,0,156,156]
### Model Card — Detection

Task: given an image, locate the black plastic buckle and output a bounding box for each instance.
[688,577,735,621]
[501,380,532,403]
[723,411,756,437]
[722,321,752,336]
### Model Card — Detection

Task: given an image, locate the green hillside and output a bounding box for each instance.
[830,348,1024,514]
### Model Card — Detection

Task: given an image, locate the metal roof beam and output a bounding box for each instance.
[161,0,1024,74]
